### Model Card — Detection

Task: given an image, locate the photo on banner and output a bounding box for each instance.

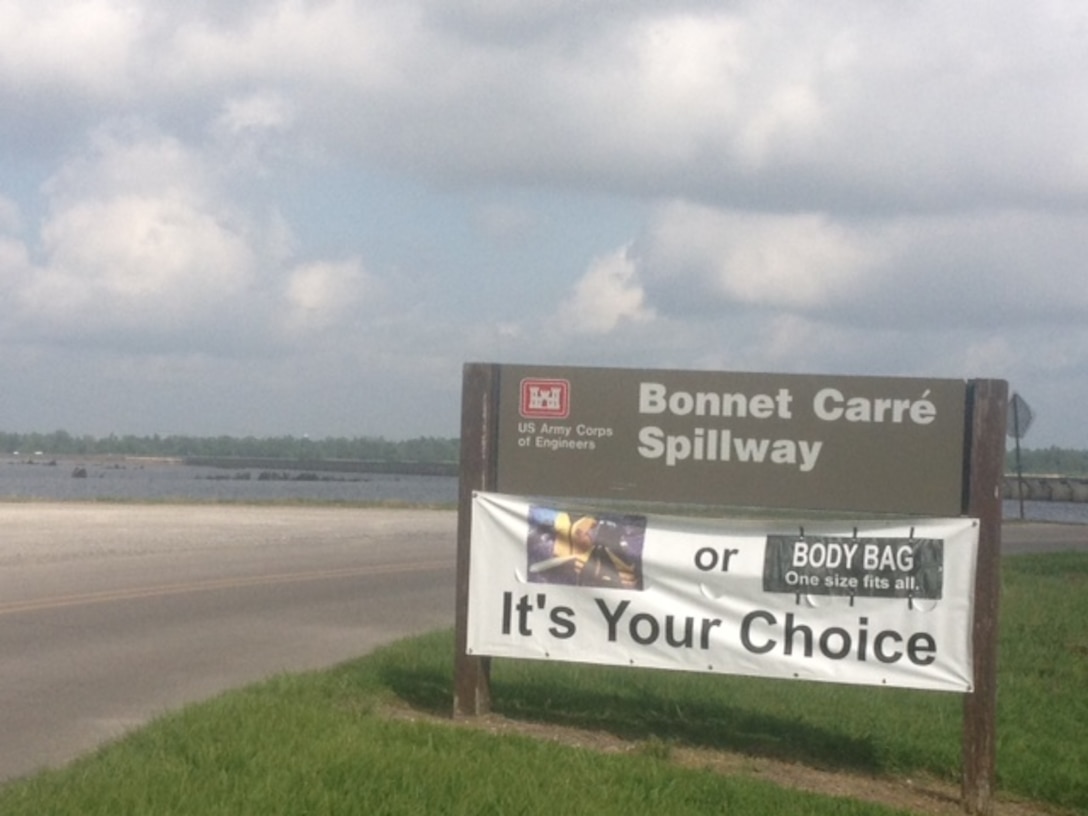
[526,505,647,590]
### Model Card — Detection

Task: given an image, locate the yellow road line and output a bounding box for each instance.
[0,559,453,617]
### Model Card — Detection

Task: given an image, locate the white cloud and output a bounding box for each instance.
[0,0,142,96]
[282,258,371,334]
[30,192,255,329]
[4,123,378,352]
[630,202,1088,332]
[43,125,212,203]
[5,2,1086,210]
[635,202,875,314]
[165,0,415,91]
[11,129,256,341]
[561,247,653,335]
[209,91,296,174]
[215,92,293,135]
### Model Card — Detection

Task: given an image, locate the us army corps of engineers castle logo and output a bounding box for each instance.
[519,378,570,419]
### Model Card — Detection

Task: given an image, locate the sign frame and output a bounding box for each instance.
[453,363,1006,816]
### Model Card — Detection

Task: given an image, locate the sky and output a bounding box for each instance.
[1,1,1086,447]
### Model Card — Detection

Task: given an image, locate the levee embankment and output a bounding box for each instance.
[1004,475,1088,502]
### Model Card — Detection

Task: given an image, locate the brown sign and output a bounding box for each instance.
[495,364,967,515]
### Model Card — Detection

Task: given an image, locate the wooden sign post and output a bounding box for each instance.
[453,364,498,717]
[961,379,1008,816]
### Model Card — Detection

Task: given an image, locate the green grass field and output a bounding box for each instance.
[0,552,1084,815]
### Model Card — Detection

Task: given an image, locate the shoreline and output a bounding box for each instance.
[2,454,457,476]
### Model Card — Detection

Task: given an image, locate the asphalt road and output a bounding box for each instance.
[0,503,457,782]
[0,504,1084,784]
[1000,521,1088,554]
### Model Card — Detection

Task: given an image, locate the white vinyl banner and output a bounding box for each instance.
[467,492,980,693]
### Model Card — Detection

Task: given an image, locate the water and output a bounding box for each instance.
[0,458,458,505]
[1001,499,1088,524]
[3,458,1087,522]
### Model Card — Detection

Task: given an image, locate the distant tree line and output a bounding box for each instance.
[1,430,460,464]
[1007,446,1088,477]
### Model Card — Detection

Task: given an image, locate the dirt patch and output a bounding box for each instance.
[380,704,1065,816]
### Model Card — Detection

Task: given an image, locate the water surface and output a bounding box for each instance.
[4,457,1086,523]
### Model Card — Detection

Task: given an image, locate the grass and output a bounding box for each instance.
[0,553,1084,815]
[0,665,912,816]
